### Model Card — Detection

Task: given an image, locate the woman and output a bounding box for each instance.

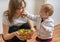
[3,0,35,42]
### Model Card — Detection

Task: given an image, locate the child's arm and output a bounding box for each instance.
[41,20,54,33]
[26,14,38,21]
[22,11,39,21]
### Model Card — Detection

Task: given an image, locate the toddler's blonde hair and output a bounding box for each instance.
[41,3,54,16]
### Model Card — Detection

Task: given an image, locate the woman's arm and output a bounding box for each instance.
[3,24,16,40]
[0,35,5,42]
[3,14,18,40]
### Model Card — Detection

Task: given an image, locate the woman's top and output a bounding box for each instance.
[3,14,28,26]
[3,13,30,42]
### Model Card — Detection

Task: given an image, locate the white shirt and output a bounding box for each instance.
[27,14,54,39]
[13,17,28,26]
[3,14,28,26]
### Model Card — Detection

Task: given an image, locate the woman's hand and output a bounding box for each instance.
[14,31,26,41]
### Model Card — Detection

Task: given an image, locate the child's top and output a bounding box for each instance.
[27,13,54,39]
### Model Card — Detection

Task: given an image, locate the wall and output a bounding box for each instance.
[25,0,45,26]
[47,0,60,25]
[25,0,45,15]
[0,0,9,33]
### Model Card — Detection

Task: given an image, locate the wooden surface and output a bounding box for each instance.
[52,24,60,42]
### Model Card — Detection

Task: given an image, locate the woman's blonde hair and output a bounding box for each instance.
[4,0,26,23]
[41,4,54,16]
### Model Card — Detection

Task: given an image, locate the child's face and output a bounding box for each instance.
[40,6,49,19]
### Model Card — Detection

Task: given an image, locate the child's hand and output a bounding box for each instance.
[21,11,27,17]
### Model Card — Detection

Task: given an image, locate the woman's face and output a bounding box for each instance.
[16,1,25,16]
